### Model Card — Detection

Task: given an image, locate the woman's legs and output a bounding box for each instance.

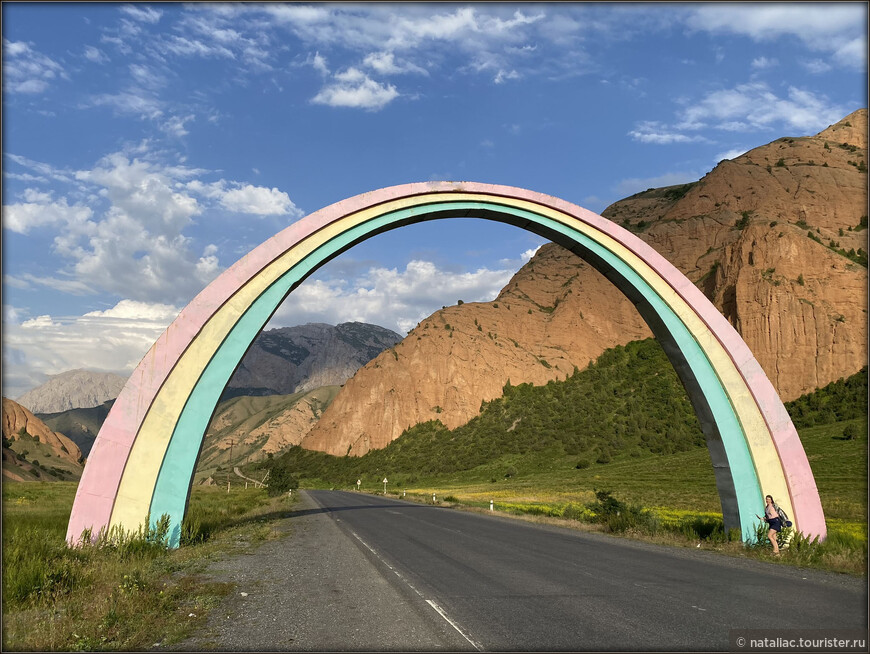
[768,527,780,554]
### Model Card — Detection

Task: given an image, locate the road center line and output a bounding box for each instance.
[349,530,484,651]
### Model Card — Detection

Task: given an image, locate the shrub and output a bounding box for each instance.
[586,489,657,533]
[842,424,860,440]
[266,465,299,497]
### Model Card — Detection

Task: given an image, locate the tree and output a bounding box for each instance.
[267,465,299,497]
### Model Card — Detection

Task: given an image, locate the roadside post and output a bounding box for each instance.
[357,479,361,491]
[490,500,494,511]
[383,477,388,494]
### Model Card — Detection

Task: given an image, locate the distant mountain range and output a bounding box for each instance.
[222,322,402,399]
[16,322,401,467]
[16,369,126,415]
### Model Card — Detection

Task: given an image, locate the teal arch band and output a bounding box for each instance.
[149,200,763,547]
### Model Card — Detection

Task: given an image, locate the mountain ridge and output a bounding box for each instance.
[301,109,868,456]
[16,369,126,415]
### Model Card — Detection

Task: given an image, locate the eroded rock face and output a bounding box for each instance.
[302,110,867,457]
[2,397,83,465]
[16,370,126,415]
[224,322,402,397]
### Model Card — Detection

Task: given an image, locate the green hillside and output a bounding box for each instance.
[257,338,712,483]
[256,341,867,527]
[194,385,341,482]
[38,400,114,458]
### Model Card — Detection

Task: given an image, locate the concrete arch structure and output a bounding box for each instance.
[66,182,825,548]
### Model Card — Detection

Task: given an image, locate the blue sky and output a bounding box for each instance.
[2,2,867,397]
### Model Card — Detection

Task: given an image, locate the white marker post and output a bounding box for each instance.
[433,493,436,503]
[490,500,494,511]
[357,479,361,491]
[383,477,388,494]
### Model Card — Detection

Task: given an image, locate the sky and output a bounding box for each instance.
[2,2,867,398]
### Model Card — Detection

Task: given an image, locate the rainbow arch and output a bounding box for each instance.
[66,182,825,547]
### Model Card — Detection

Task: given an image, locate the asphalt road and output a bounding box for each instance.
[174,489,866,651]
[306,490,866,652]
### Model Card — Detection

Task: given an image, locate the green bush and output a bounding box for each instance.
[266,465,299,497]
[586,489,657,533]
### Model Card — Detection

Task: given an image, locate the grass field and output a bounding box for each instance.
[2,482,296,652]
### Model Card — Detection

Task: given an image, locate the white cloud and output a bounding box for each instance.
[3,38,66,94]
[3,273,94,295]
[628,121,709,144]
[686,4,867,70]
[802,58,832,74]
[494,69,520,84]
[161,114,195,138]
[363,51,428,76]
[261,5,557,85]
[21,315,61,329]
[677,82,848,133]
[219,185,302,216]
[129,63,166,90]
[4,171,48,183]
[3,299,179,396]
[89,90,163,119]
[714,148,749,163]
[2,197,93,234]
[83,45,109,64]
[312,67,399,110]
[833,37,867,69]
[186,180,303,216]
[309,51,330,75]
[751,56,778,69]
[5,154,75,184]
[268,257,521,334]
[33,152,236,304]
[121,5,162,24]
[614,172,701,198]
[158,35,235,59]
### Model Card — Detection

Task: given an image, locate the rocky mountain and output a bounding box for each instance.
[302,110,868,457]
[194,386,341,481]
[2,397,84,481]
[15,321,399,463]
[223,322,402,398]
[38,400,115,458]
[16,369,126,415]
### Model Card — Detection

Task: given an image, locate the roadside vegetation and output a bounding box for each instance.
[255,341,867,576]
[2,483,295,651]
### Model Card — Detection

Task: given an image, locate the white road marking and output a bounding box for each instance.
[425,599,484,650]
[350,530,484,651]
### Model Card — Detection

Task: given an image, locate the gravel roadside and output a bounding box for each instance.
[168,490,471,651]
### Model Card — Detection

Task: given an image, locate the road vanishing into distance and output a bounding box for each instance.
[174,490,867,652]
